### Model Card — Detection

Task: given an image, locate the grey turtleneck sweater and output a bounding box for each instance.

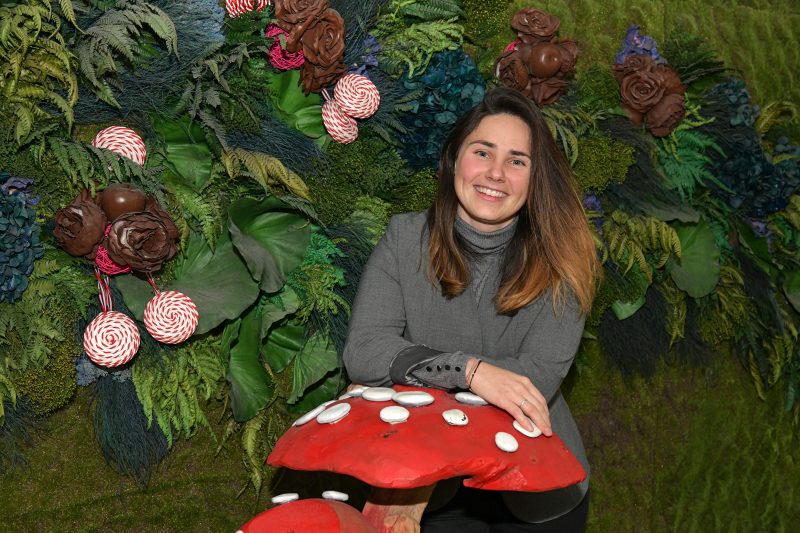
[343,212,589,523]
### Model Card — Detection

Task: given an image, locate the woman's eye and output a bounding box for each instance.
[511,159,527,167]
[475,150,489,158]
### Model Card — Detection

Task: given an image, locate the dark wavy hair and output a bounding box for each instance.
[426,87,598,314]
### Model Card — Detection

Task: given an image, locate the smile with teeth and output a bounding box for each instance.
[475,185,507,198]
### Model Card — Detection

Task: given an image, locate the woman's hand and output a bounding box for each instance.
[465,358,552,437]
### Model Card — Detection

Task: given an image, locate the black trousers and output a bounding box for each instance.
[420,486,590,533]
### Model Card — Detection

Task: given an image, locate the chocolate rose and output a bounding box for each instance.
[105,210,178,272]
[301,60,345,94]
[144,196,179,240]
[619,69,666,114]
[555,39,579,76]
[302,8,345,68]
[525,77,567,106]
[275,0,329,53]
[613,54,655,82]
[511,8,560,44]
[647,93,686,137]
[653,63,685,95]
[495,49,530,93]
[53,189,107,258]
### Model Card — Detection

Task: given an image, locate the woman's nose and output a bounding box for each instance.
[487,161,505,181]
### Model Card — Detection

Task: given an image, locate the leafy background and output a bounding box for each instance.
[1,0,799,531]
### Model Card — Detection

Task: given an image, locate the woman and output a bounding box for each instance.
[343,87,599,531]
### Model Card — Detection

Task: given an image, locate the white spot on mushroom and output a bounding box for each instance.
[495,432,519,452]
[271,492,299,504]
[380,405,410,424]
[362,387,395,402]
[317,403,351,424]
[293,404,328,426]
[455,392,488,406]
[392,391,434,406]
[348,386,368,397]
[442,409,469,426]
[513,418,542,438]
[322,490,349,501]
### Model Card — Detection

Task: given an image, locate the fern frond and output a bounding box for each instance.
[601,211,682,281]
[228,148,312,201]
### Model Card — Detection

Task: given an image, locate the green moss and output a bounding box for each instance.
[13,337,78,416]
[463,0,515,77]
[573,135,635,192]
[307,133,408,224]
[576,64,620,113]
[390,168,438,214]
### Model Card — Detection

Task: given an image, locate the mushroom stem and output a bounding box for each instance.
[362,483,437,533]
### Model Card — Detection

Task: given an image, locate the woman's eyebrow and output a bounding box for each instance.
[467,140,530,158]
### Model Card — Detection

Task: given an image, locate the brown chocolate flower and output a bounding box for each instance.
[647,93,686,137]
[495,48,530,93]
[300,60,345,94]
[511,8,560,44]
[105,209,178,272]
[99,182,146,221]
[525,77,567,106]
[653,63,685,95]
[555,39,579,76]
[612,54,655,82]
[302,8,345,68]
[619,69,666,114]
[275,0,330,53]
[53,189,107,258]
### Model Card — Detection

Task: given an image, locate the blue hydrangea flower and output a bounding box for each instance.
[615,26,662,64]
[398,50,486,169]
[349,35,382,78]
[1,175,43,303]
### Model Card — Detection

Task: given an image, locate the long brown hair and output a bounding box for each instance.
[427,87,598,314]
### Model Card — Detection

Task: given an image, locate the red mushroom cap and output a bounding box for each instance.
[238,498,377,533]
[268,386,585,492]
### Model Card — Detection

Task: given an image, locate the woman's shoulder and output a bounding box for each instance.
[387,210,428,233]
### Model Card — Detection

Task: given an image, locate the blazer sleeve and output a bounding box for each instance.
[342,216,418,386]
[480,292,585,403]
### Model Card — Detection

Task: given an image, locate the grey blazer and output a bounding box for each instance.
[343,212,589,523]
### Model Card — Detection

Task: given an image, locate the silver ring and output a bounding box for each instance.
[519,399,528,409]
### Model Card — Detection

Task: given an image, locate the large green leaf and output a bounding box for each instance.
[150,116,212,190]
[226,307,273,422]
[670,220,721,298]
[228,197,310,293]
[262,321,304,374]
[611,295,646,320]
[169,232,260,334]
[266,69,326,139]
[115,275,152,320]
[289,332,340,404]
[260,286,300,342]
[783,271,800,313]
[288,369,344,413]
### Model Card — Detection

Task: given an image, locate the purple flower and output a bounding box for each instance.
[1,174,39,206]
[615,26,662,65]
[348,35,382,78]
[583,193,605,233]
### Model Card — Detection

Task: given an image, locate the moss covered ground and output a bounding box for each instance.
[1,347,797,531]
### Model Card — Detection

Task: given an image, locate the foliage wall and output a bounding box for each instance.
[1,0,799,512]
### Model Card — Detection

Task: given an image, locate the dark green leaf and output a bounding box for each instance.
[670,220,721,298]
[227,306,273,422]
[169,232,260,334]
[262,320,304,374]
[287,368,344,413]
[289,332,339,404]
[150,116,212,190]
[115,275,153,320]
[228,197,310,293]
[611,295,646,320]
[782,270,800,313]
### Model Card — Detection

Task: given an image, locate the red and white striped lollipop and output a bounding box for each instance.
[321,99,359,144]
[92,126,147,166]
[225,0,270,18]
[144,290,199,344]
[84,311,141,367]
[333,74,380,119]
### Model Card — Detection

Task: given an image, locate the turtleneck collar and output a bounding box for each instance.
[455,215,518,255]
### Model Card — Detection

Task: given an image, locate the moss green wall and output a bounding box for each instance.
[504,0,800,108]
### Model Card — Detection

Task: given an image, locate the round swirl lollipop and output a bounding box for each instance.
[321,99,358,144]
[333,74,380,119]
[92,126,147,166]
[143,290,199,344]
[83,311,141,367]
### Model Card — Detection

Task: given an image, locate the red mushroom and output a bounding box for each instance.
[268,386,586,532]
[238,498,378,533]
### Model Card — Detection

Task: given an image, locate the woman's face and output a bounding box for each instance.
[453,113,532,233]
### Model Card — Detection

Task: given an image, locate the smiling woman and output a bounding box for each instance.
[343,87,599,531]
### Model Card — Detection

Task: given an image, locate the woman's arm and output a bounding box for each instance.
[467,293,586,436]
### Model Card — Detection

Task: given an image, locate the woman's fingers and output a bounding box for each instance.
[519,398,552,436]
